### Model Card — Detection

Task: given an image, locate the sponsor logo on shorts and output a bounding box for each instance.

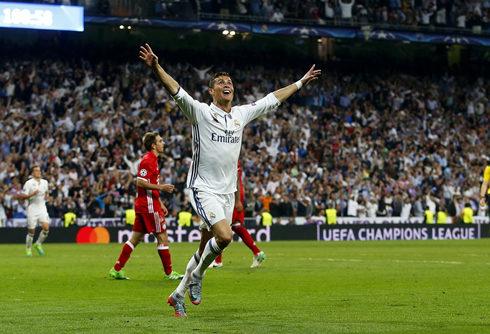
[210,212,216,220]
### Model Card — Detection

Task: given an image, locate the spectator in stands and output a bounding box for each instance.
[401,197,413,220]
[366,196,378,218]
[377,194,387,217]
[392,192,403,216]
[325,1,336,22]
[357,197,367,218]
[436,199,449,223]
[339,0,355,22]
[423,205,434,223]
[347,194,358,217]
[259,191,273,211]
[280,193,294,217]
[460,202,474,224]
[250,0,261,16]
[261,0,274,18]
[123,152,142,175]
[271,7,285,22]
[62,196,77,217]
[412,196,424,217]
[269,193,282,217]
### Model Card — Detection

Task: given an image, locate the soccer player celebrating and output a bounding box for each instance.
[211,160,266,268]
[109,132,182,280]
[139,43,320,317]
[19,166,50,257]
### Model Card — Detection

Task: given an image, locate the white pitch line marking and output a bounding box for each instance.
[302,258,463,264]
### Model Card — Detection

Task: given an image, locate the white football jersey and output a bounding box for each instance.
[173,87,280,194]
[22,178,49,213]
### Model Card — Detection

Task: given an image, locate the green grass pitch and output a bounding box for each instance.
[1,239,489,333]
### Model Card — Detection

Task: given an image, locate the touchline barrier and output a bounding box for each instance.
[0,223,487,244]
[2,216,490,229]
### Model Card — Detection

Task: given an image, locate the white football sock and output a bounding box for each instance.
[36,230,49,245]
[26,233,34,251]
[175,250,200,297]
[193,237,222,278]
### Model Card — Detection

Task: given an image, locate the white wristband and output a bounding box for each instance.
[295,80,303,90]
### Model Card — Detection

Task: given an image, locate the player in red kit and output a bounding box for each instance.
[211,160,266,268]
[109,132,182,280]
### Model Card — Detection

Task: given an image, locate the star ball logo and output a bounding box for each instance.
[291,27,319,35]
[140,169,147,177]
[76,226,110,243]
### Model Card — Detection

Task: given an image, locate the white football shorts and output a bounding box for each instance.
[27,211,50,229]
[189,189,234,231]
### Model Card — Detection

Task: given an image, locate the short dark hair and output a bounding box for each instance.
[31,165,40,173]
[209,71,231,88]
[142,132,160,151]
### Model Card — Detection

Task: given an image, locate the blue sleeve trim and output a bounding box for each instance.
[171,87,181,97]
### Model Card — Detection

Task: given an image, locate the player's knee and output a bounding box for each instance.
[223,234,232,245]
[216,231,233,247]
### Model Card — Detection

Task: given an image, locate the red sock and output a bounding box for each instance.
[114,241,134,271]
[232,225,261,255]
[215,253,222,263]
[158,244,173,275]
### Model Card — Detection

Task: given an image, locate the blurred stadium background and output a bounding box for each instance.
[2,2,490,333]
[1,0,490,239]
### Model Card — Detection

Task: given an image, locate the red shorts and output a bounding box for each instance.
[232,207,244,224]
[133,212,166,234]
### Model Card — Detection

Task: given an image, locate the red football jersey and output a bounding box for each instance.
[135,151,163,214]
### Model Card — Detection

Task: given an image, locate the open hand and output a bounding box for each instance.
[139,43,159,68]
[300,64,321,86]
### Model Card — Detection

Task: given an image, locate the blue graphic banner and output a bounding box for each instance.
[361,29,490,46]
[252,24,357,38]
[84,16,490,46]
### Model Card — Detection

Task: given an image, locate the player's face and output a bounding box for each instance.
[31,167,41,179]
[210,76,234,104]
[154,136,165,153]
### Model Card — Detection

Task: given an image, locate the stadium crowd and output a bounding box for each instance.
[193,0,490,31]
[0,55,489,225]
[26,0,490,32]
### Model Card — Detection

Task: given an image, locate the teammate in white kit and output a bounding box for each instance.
[138,43,321,317]
[19,166,50,257]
